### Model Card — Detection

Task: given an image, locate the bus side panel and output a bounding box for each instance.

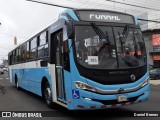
[24,61,37,94]
[12,68,28,91]
[63,70,73,109]
[9,61,51,97]
[25,67,51,96]
[68,39,90,109]
[10,64,25,87]
[35,67,52,97]
[24,61,51,96]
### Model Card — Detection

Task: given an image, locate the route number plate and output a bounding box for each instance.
[117,95,127,102]
[88,56,99,65]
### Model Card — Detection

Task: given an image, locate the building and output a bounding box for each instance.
[138,12,160,67]
[143,29,160,67]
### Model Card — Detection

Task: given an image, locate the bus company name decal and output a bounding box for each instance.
[89,14,121,21]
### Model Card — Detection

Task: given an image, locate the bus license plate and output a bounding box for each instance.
[117,95,127,102]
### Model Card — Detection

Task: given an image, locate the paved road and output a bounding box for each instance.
[0,72,160,120]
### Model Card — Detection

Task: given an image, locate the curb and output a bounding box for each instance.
[150,83,159,86]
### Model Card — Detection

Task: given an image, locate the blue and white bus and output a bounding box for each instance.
[8,9,150,110]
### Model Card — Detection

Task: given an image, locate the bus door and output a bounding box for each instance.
[55,31,67,103]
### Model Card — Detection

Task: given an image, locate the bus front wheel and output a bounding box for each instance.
[43,81,53,107]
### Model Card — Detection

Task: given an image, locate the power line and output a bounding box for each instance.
[70,0,145,14]
[138,19,160,23]
[26,0,160,19]
[106,0,160,11]
[26,0,160,25]
[69,0,160,20]
[26,0,74,9]
[116,0,160,12]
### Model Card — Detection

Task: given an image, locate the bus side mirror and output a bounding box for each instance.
[64,21,74,40]
[63,26,68,41]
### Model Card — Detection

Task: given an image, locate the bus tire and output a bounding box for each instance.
[43,81,53,108]
[15,75,20,90]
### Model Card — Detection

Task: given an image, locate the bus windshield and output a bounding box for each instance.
[74,25,146,69]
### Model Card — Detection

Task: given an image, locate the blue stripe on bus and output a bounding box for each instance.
[60,9,79,21]
[59,16,69,21]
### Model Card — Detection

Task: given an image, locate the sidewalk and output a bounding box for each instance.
[150,79,160,85]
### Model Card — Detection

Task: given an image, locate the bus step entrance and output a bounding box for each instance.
[56,66,66,103]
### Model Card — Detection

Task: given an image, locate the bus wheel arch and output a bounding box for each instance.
[41,77,53,107]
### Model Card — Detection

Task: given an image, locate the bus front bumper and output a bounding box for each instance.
[72,84,150,110]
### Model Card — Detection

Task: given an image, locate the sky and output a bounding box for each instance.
[0,0,160,63]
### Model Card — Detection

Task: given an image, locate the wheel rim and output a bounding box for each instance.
[44,87,51,104]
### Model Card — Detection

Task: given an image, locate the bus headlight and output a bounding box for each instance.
[141,78,149,87]
[74,81,96,92]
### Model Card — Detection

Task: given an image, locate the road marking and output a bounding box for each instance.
[6,78,9,79]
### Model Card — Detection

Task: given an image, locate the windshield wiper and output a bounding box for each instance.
[91,23,111,45]
[118,25,130,53]
[119,25,129,43]
[123,25,129,37]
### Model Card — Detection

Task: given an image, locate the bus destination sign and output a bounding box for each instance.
[76,11,134,24]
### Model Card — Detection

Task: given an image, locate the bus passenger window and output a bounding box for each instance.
[16,48,21,63]
[40,31,47,46]
[38,46,44,58]
[44,44,48,57]
[31,37,37,49]
[21,45,26,62]
[30,38,37,59]
[30,48,37,59]
[37,31,48,58]
[12,51,14,64]
[11,52,13,65]
[26,41,30,60]
[15,48,18,63]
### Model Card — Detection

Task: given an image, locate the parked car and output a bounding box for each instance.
[3,67,8,72]
[150,68,160,79]
[0,67,4,74]
[149,65,153,70]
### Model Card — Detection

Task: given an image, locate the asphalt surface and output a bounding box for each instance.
[0,72,160,120]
